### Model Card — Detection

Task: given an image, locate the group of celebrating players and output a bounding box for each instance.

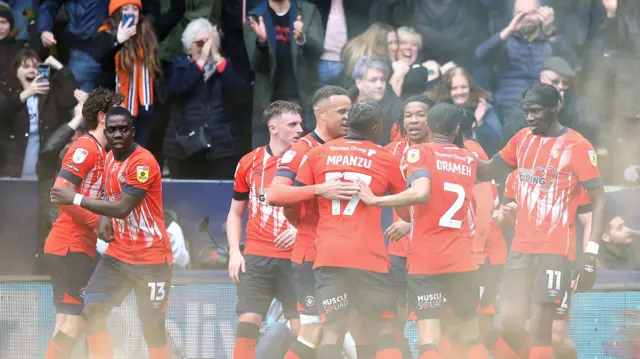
[230,83,605,359]
[39,82,604,359]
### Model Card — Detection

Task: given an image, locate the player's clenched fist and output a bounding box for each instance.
[98,216,114,242]
[50,187,77,205]
[274,228,297,248]
[385,220,411,242]
[228,249,246,284]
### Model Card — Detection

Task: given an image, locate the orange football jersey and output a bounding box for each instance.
[295,137,406,273]
[103,145,172,265]
[498,128,601,257]
[233,145,292,259]
[405,141,478,275]
[275,132,325,263]
[45,134,106,257]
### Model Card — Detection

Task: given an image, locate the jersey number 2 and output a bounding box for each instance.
[439,182,465,229]
[326,172,372,216]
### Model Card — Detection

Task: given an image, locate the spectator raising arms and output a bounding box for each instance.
[92,0,185,147]
[432,66,503,157]
[163,18,250,180]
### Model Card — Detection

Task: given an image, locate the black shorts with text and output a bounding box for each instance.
[85,255,172,321]
[499,252,571,310]
[236,255,298,319]
[314,266,396,323]
[408,271,478,321]
[45,252,97,315]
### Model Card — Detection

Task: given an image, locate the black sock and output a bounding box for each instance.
[318,344,342,359]
[288,338,317,359]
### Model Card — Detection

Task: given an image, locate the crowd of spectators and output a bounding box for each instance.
[0,0,639,184]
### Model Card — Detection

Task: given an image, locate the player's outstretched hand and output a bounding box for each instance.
[50,187,77,205]
[98,216,114,242]
[274,228,297,248]
[228,250,245,284]
[573,241,599,292]
[355,180,378,206]
[385,220,411,242]
[315,178,360,201]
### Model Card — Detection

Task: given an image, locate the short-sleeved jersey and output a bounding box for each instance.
[274,132,325,263]
[405,142,478,275]
[384,139,410,257]
[498,127,601,256]
[465,140,507,265]
[45,134,106,257]
[295,137,406,273]
[504,170,592,262]
[233,145,292,259]
[103,145,172,265]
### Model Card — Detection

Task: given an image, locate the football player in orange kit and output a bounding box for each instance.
[44,88,123,359]
[383,95,433,357]
[475,84,606,359]
[359,103,489,359]
[266,86,361,359]
[294,101,408,359]
[50,107,174,359]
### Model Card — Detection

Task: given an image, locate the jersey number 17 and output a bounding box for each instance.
[326,172,372,216]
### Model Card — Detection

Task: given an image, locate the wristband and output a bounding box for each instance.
[585,241,600,255]
[73,193,84,206]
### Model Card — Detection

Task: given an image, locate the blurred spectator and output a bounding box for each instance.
[91,0,184,147]
[502,56,593,146]
[351,55,402,145]
[339,22,394,81]
[597,214,640,270]
[432,66,503,157]
[581,0,640,184]
[0,49,77,179]
[37,0,108,92]
[244,0,325,147]
[0,1,25,79]
[6,0,31,40]
[408,0,490,82]
[475,0,577,121]
[163,18,250,179]
[316,0,348,84]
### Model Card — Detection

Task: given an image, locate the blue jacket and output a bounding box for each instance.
[37,0,109,50]
[163,56,251,160]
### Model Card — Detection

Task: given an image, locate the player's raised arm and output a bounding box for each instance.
[476,129,523,182]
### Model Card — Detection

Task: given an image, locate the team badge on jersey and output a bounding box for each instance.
[136,166,150,183]
[407,149,420,163]
[72,148,89,164]
[588,150,597,166]
[282,150,297,164]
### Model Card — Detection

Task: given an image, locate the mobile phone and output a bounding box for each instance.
[122,13,135,28]
[37,64,50,83]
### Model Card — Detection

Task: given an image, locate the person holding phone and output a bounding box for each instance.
[91,0,185,148]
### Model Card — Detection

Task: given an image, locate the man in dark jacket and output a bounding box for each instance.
[597,214,640,271]
[244,0,325,148]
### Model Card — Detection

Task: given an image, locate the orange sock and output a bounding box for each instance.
[465,344,489,359]
[376,334,402,359]
[148,344,170,359]
[87,331,113,359]
[439,335,457,359]
[419,344,443,359]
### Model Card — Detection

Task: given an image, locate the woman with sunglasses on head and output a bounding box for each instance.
[91,0,185,148]
[162,18,250,180]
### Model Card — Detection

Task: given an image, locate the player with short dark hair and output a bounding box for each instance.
[266,86,360,359]
[294,100,408,359]
[228,100,304,359]
[50,107,173,359]
[383,95,433,355]
[476,84,606,359]
[43,88,122,359]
